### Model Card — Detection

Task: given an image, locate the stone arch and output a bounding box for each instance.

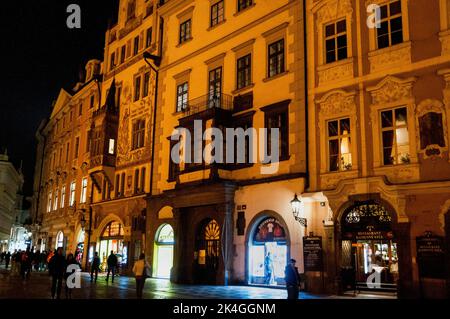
[92,214,125,242]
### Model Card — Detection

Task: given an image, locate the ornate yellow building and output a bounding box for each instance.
[305,0,450,298]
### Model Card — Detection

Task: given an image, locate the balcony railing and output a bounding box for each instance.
[180,93,233,117]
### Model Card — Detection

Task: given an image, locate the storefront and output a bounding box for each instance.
[153,224,174,279]
[339,200,399,292]
[248,216,289,286]
[97,221,127,271]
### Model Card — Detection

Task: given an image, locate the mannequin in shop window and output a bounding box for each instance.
[264,252,274,285]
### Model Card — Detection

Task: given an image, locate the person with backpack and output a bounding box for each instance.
[106,250,118,283]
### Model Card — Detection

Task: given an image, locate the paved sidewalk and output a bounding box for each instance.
[0,265,395,299]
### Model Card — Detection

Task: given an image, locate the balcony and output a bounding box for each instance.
[180,93,233,118]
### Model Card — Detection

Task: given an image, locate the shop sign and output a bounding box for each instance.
[343,227,394,240]
[253,217,286,243]
[416,233,445,279]
[303,236,323,272]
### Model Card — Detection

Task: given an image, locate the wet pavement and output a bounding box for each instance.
[0,265,395,299]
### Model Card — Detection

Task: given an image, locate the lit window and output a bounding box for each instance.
[54,190,59,211]
[69,181,76,206]
[109,139,115,155]
[61,186,66,208]
[47,192,52,213]
[80,178,88,204]
[327,118,352,171]
[381,107,409,165]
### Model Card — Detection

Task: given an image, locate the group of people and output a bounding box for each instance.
[0,249,52,278]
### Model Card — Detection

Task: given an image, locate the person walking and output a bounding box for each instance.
[64,253,80,299]
[132,253,150,299]
[285,258,300,300]
[48,247,66,299]
[5,252,11,269]
[106,250,118,283]
[90,252,100,283]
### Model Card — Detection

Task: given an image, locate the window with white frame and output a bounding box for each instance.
[380,107,409,165]
[80,178,88,203]
[69,181,76,206]
[377,0,403,49]
[47,191,52,213]
[327,118,352,171]
[53,190,59,211]
[61,185,66,208]
[324,19,347,64]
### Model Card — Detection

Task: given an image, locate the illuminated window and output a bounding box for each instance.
[327,118,352,171]
[325,19,347,64]
[108,139,115,155]
[54,190,59,211]
[102,222,124,238]
[47,191,52,213]
[61,185,66,208]
[377,0,403,49]
[80,178,88,203]
[381,107,409,165]
[69,181,76,206]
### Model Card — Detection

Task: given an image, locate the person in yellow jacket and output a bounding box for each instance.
[132,253,151,299]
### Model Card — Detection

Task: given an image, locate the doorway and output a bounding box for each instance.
[153,224,174,279]
[194,219,220,284]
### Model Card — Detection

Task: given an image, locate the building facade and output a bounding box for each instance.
[305,0,450,298]
[0,151,24,252]
[145,0,307,286]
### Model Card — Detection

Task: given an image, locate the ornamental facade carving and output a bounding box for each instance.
[367,75,416,105]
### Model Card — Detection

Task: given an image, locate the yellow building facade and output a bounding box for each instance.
[305,0,450,298]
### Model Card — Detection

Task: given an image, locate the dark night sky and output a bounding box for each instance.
[0,1,119,198]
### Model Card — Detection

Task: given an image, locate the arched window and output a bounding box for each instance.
[102,221,124,238]
[156,224,174,244]
[56,231,64,248]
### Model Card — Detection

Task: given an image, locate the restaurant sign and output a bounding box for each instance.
[303,236,323,272]
[416,233,445,279]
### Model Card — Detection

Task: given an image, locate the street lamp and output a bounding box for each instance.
[291,193,307,227]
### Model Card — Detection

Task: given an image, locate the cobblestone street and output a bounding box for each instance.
[0,265,395,299]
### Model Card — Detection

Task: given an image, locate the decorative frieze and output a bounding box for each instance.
[317,58,354,85]
[368,42,412,73]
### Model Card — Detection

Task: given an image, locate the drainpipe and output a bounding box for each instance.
[303,0,310,192]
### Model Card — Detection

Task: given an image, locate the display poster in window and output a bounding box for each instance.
[416,233,445,279]
[303,236,323,272]
[253,217,286,243]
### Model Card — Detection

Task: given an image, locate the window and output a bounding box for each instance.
[80,178,88,203]
[69,181,76,206]
[140,168,146,192]
[325,19,347,64]
[134,76,141,101]
[268,39,285,77]
[146,27,152,48]
[79,103,83,116]
[168,139,180,181]
[74,137,79,159]
[211,1,225,27]
[54,190,59,211]
[179,19,192,44]
[377,0,403,49]
[90,95,95,108]
[66,142,70,163]
[134,169,140,194]
[238,0,253,12]
[110,52,116,71]
[121,173,126,196]
[381,107,409,165]
[115,174,120,197]
[120,45,126,64]
[237,54,251,89]
[127,0,136,21]
[133,36,139,56]
[143,72,150,98]
[419,112,445,149]
[132,119,146,150]
[263,102,289,160]
[108,139,115,155]
[327,118,352,171]
[47,192,52,213]
[61,185,66,208]
[209,67,222,108]
[176,82,189,112]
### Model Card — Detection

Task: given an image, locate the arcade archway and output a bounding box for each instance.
[98,221,126,271]
[247,215,289,286]
[153,224,174,279]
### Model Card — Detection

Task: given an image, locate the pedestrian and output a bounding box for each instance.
[90,252,100,283]
[48,247,66,299]
[64,253,80,299]
[20,249,31,280]
[132,253,150,299]
[285,258,300,300]
[264,252,274,285]
[5,252,11,269]
[106,250,118,283]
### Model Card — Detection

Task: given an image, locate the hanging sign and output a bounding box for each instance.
[303,236,323,271]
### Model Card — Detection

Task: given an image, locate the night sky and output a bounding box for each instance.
[0,1,118,198]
